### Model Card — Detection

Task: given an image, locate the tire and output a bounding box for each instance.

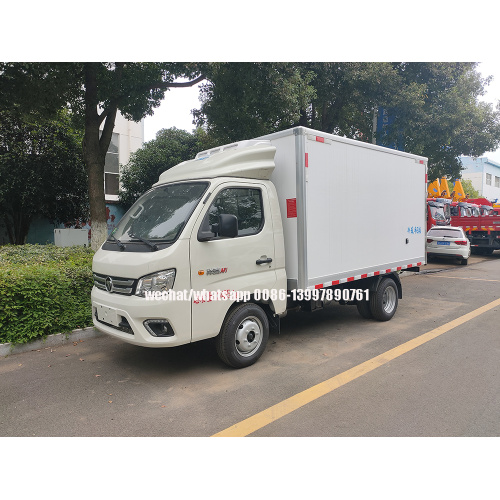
[356,296,373,319]
[460,257,468,265]
[216,303,269,368]
[369,278,398,321]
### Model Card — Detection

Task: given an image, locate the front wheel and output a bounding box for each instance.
[369,278,398,321]
[216,303,269,368]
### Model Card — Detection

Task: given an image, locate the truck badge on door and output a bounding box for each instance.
[206,268,228,275]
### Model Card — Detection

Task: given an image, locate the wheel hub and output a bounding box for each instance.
[382,286,397,313]
[235,317,262,356]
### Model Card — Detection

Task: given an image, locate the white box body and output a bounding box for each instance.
[258,127,428,290]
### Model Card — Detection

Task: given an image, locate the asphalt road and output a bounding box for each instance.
[1,252,499,437]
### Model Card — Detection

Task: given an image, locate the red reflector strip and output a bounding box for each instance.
[420,160,424,164]
[316,136,324,143]
[305,153,308,168]
[315,284,323,289]
[417,262,422,266]
[332,280,340,286]
[347,277,354,282]
[397,267,402,271]
[374,271,380,276]
[386,269,391,274]
[286,198,297,218]
[361,274,368,279]
[407,264,412,268]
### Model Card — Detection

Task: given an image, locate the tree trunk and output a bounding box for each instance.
[4,211,32,244]
[298,108,308,127]
[82,63,117,251]
[80,63,202,251]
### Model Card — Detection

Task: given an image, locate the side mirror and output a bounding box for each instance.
[218,214,238,238]
[198,213,238,241]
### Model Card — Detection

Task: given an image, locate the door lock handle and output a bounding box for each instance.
[256,257,273,265]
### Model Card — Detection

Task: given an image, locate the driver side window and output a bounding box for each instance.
[205,187,264,237]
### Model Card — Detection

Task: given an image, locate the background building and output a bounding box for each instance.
[104,113,144,202]
[460,156,500,202]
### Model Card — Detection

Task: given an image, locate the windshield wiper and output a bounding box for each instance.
[107,233,125,250]
[128,233,158,251]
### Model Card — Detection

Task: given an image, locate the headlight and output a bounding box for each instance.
[135,269,176,297]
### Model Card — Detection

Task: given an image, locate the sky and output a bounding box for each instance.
[143,62,500,163]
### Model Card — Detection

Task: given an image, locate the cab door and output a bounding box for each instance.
[189,181,277,342]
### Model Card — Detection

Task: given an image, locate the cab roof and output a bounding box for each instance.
[154,141,276,186]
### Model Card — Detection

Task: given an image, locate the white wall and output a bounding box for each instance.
[103,112,144,201]
[461,172,484,195]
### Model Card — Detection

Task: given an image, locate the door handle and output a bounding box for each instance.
[256,257,273,265]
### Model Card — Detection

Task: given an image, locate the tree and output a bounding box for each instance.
[392,63,500,180]
[119,127,216,208]
[447,178,480,199]
[0,63,206,249]
[193,63,315,143]
[461,179,480,198]
[0,110,88,244]
[295,62,423,140]
[194,62,500,181]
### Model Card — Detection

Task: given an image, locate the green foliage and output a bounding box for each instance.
[0,244,94,344]
[119,127,218,208]
[460,178,480,198]
[194,62,500,180]
[393,63,500,180]
[194,63,316,143]
[301,62,419,139]
[0,62,207,250]
[446,178,480,198]
[0,110,88,244]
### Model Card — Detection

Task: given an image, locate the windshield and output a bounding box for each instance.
[112,182,209,243]
[430,206,446,221]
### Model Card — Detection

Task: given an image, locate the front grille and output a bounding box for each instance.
[93,273,136,295]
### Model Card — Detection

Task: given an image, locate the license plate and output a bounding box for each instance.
[437,241,450,245]
[96,304,118,326]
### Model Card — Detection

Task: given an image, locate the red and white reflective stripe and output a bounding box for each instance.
[309,262,423,290]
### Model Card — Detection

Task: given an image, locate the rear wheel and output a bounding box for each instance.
[216,303,269,368]
[369,278,398,321]
[356,295,373,319]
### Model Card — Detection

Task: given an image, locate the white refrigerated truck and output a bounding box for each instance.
[92,127,427,368]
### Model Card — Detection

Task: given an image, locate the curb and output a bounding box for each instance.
[0,327,103,357]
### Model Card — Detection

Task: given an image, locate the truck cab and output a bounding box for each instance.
[426,199,449,231]
[92,142,287,367]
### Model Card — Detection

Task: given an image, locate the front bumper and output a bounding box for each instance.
[91,286,191,347]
